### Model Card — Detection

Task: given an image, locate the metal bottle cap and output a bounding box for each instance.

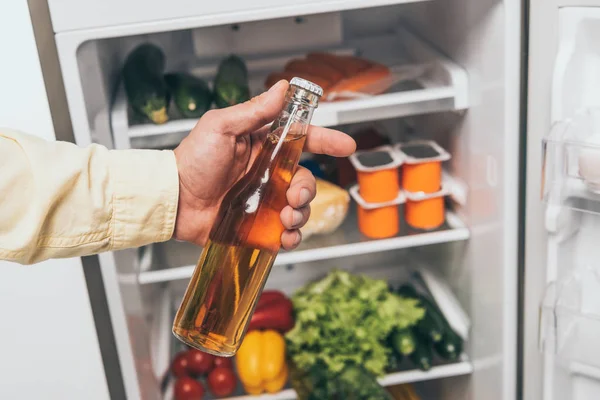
[290,77,324,98]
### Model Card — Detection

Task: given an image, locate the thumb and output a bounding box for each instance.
[204,80,289,136]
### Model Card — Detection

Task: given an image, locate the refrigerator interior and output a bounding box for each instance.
[52,0,521,399]
[537,6,600,400]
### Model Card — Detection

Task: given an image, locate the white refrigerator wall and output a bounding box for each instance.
[0,2,109,399]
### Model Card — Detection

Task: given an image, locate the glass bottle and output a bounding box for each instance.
[172,78,323,356]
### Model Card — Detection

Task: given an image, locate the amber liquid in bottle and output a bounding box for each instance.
[173,81,320,356]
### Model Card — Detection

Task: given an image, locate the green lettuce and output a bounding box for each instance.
[285,270,424,378]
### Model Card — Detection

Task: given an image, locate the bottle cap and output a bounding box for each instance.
[290,77,324,97]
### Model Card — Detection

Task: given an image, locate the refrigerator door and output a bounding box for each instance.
[527,3,600,400]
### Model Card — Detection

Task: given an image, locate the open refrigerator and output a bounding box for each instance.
[9,0,600,398]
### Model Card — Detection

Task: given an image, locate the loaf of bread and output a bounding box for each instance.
[301,178,350,240]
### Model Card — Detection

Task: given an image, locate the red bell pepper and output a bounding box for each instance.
[248,290,295,333]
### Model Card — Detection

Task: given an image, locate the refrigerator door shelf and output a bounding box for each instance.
[539,265,600,370]
[543,108,600,218]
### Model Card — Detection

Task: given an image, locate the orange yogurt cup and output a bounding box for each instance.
[349,145,403,203]
[349,184,405,239]
[404,185,448,230]
[396,141,451,194]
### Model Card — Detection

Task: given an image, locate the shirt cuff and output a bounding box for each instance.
[108,149,179,250]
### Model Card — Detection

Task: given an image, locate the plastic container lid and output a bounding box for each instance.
[404,183,449,201]
[290,77,324,97]
[395,140,451,164]
[348,145,404,172]
[349,184,405,209]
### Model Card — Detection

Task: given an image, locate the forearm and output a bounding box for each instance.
[0,129,179,264]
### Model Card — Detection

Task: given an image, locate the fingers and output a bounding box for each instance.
[287,166,316,208]
[280,205,311,230]
[304,126,356,157]
[281,229,303,251]
[201,80,289,136]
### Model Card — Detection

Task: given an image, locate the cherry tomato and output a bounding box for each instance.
[213,357,233,370]
[207,367,236,397]
[171,351,190,378]
[187,349,215,376]
[174,376,204,400]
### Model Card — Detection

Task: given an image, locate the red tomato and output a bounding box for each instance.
[213,357,233,370]
[207,367,236,397]
[187,349,215,376]
[174,376,204,400]
[171,351,190,378]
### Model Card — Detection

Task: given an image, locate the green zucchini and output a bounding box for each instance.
[386,351,403,373]
[164,73,212,118]
[122,43,169,124]
[214,55,251,108]
[391,329,417,356]
[409,340,433,371]
[434,329,463,361]
[397,284,446,343]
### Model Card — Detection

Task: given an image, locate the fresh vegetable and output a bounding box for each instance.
[187,349,214,376]
[247,290,295,333]
[409,340,433,371]
[290,362,392,400]
[174,376,204,400]
[213,356,233,370]
[434,329,463,361]
[336,364,394,400]
[164,73,212,118]
[207,367,237,397]
[122,43,170,124]
[397,284,446,343]
[214,55,251,108]
[171,351,190,377]
[285,270,424,379]
[235,330,288,394]
[338,365,394,400]
[386,352,402,373]
[390,329,417,356]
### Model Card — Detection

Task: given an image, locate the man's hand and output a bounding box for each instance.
[173,80,356,250]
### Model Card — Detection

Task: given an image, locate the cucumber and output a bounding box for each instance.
[397,285,445,343]
[214,55,251,108]
[391,329,417,356]
[122,43,170,124]
[409,340,433,371]
[434,329,463,361]
[164,73,212,118]
[386,351,403,373]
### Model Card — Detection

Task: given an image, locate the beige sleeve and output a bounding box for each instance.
[0,129,179,264]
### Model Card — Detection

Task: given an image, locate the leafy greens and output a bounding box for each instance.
[285,270,424,378]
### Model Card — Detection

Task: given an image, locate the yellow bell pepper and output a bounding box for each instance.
[236,330,288,394]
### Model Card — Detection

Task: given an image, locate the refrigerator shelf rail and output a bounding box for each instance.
[137,210,468,285]
[110,25,469,150]
[136,171,469,285]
